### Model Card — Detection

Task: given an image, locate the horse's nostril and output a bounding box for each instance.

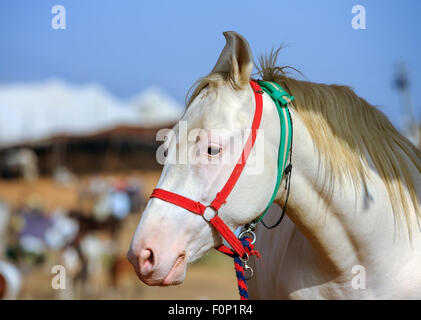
[139,248,155,276]
[145,248,154,264]
[178,251,186,261]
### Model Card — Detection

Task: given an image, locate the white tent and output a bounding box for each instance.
[0,79,183,148]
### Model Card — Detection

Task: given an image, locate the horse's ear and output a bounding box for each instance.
[211,31,253,88]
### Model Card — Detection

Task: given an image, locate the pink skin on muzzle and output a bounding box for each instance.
[127,240,188,286]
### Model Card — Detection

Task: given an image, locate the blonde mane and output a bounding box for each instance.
[187,48,421,234]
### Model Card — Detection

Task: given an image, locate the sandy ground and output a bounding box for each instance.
[0,170,239,300]
[19,250,238,300]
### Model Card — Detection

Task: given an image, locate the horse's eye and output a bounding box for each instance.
[164,149,168,157]
[207,146,221,156]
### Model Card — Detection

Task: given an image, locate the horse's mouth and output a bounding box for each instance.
[132,252,187,287]
[160,254,186,286]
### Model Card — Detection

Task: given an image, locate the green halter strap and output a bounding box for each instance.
[251,80,294,225]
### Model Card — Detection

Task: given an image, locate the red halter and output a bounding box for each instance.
[150,80,263,259]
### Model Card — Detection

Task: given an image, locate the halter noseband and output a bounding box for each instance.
[149,80,294,298]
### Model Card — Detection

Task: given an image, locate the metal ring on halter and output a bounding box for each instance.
[238,229,256,245]
[243,264,254,280]
[202,206,218,222]
[239,252,249,263]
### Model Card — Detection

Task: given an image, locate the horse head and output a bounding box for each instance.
[127,32,282,286]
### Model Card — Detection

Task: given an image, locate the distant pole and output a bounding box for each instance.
[393,63,420,147]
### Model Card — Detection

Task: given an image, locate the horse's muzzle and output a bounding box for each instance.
[127,245,187,286]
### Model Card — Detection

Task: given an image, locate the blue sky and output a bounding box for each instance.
[1,0,420,128]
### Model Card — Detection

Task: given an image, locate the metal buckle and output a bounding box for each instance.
[239,253,253,280]
[243,263,254,280]
[239,252,249,263]
[238,223,258,280]
[238,228,256,245]
[202,206,218,222]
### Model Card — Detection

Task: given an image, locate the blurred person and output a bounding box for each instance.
[110,189,131,220]
[93,193,113,222]
[59,245,83,299]
[44,208,79,250]
[126,178,146,213]
[79,234,116,296]
[17,204,51,266]
[53,165,76,186]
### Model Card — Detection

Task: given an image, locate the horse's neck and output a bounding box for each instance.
[261,109,421,298]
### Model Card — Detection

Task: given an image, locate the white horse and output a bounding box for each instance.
[128,31,421,299]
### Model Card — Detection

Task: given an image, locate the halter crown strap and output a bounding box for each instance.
[252,81,293,223]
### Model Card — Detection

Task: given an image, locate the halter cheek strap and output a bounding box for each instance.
[252,80,293,225]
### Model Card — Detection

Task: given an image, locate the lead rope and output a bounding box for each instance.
[233,238,261,300]
[217,237,261,300]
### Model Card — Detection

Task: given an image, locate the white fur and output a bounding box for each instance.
[248,108,421,299]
